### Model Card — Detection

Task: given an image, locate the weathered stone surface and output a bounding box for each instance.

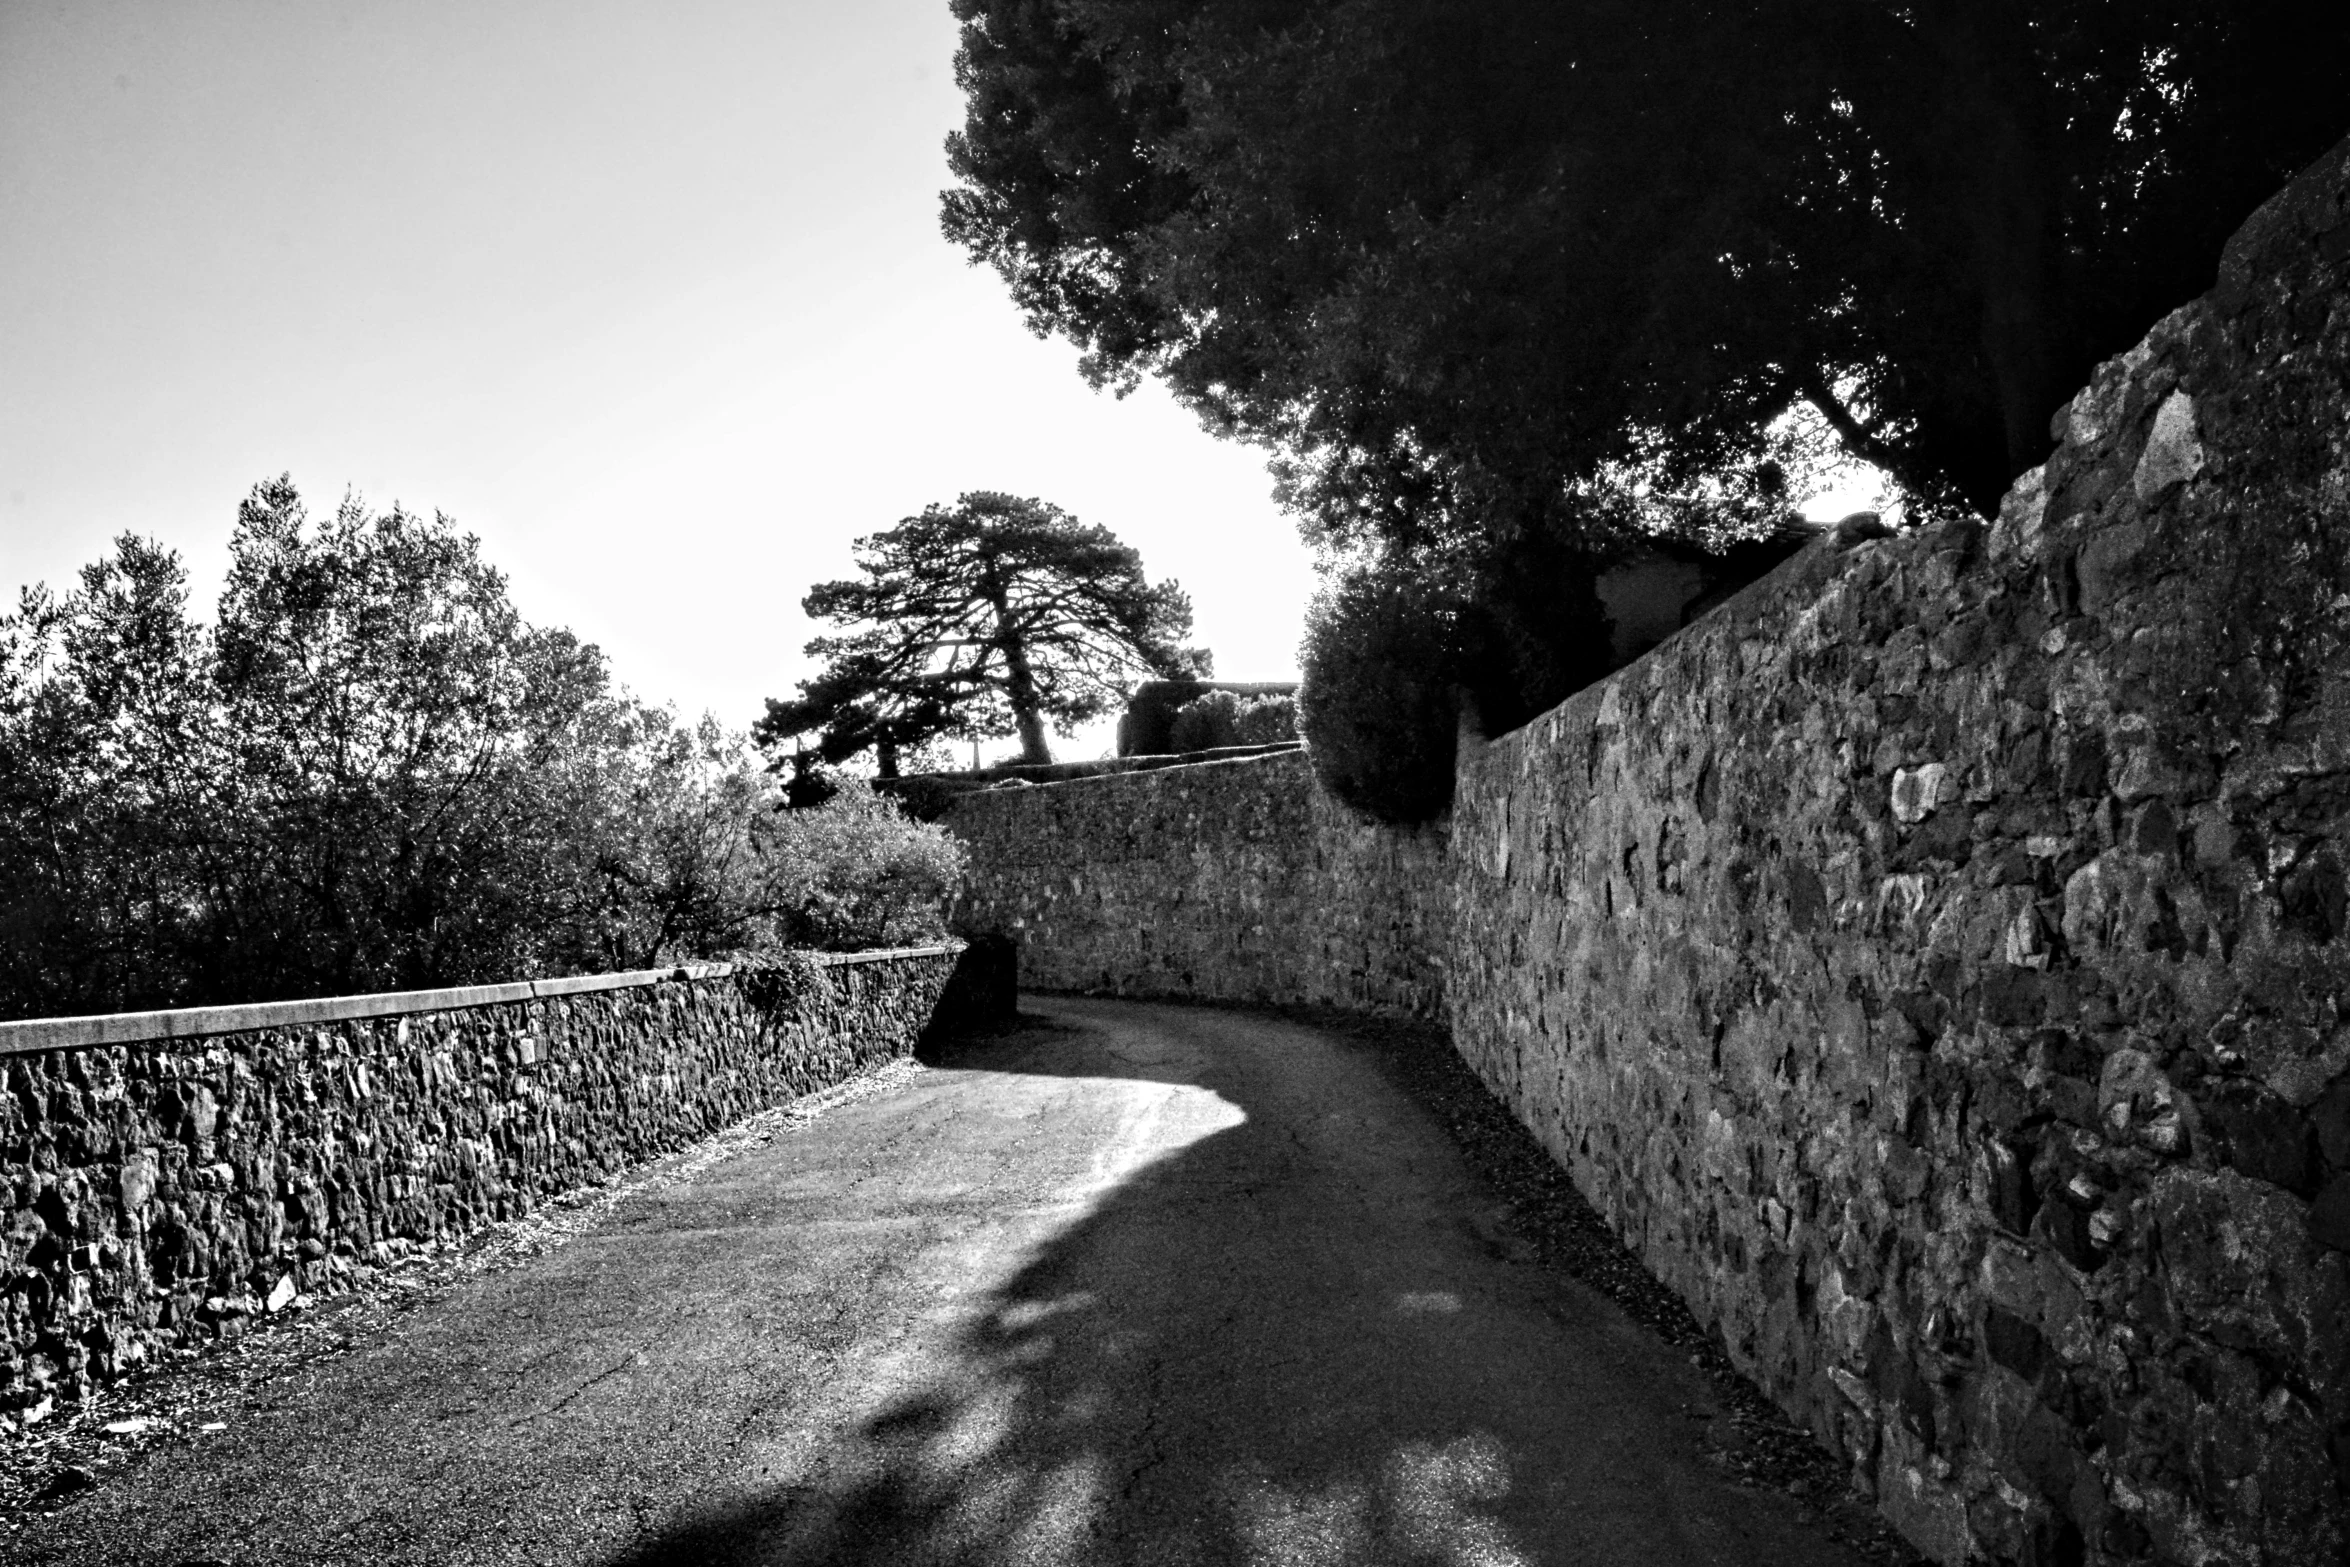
[1450,131,2350,1567]
[934,132,2350,1567]
[0,949,969,1418]
[944,750,1447,1019]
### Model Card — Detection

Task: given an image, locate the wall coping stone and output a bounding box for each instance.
[0,942,964,1056]
[944,746,1307,800]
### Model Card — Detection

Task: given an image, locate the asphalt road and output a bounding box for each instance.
[11,999,1867,1566]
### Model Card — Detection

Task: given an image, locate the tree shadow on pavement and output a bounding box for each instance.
[603,1000,1855,1567]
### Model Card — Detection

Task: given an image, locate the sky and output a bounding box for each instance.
[2,1,1878,766]
[0,0,1324,761]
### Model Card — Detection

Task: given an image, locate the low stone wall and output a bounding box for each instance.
[0,944,997,1427]
[1450,138,2350,1566]
[945,749,1447,1019]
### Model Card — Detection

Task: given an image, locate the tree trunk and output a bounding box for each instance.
[980,562,1053,765]
[1001,636,1053,764]
[1918,1,2067,504]
[876,737,899,779]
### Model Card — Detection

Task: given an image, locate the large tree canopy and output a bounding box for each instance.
[759,492,1206,770]
[944,1,2350,531]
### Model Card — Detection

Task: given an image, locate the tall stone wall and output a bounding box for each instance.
[1449,137,2350,1566]
[944,750,1447,1019]
[0,946,991,1428]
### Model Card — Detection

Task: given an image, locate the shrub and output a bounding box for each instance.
[754,779,968,951]
[1115,679,1207,755]
[1166,689,1299,751]
[0,484,977,1019]
[1232,694,1297,746]
[1168,689,1242,751]
[728,948,829,1014]
[1297,565,1464,825]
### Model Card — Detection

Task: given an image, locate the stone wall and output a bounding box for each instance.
[1449,137,2350,1566]
[0,944,997,1428]
[944,749,1447,1019]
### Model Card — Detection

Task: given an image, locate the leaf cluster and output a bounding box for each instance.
[752,780,970,952]
[0,479,968,1020]
[1165,689,1296,752]
[946,1,2350,529]
[1296,563,1466,825]
[759,491,1208,769]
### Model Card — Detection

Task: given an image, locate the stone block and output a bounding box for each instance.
[2311,1176,2350,1254]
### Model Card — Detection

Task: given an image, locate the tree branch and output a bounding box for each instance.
[1795,372,1937,505]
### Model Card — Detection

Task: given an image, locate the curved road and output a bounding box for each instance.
[15,999,1866,1566]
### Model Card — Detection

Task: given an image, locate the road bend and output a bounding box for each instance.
[13,998,1867,1567]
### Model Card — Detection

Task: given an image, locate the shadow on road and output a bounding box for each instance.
[602,1002,1835,1567]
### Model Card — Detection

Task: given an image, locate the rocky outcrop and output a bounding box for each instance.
[1450,133,2350,1565]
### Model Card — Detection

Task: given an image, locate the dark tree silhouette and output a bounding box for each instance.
[759,650,973,780]
[943,1,2350,532]
[759,492,1206,770]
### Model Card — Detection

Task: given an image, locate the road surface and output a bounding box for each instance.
[11,998,1867,1566]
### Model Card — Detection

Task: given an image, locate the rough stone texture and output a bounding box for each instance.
[1450,136,2350,1566]
[945,750,1448,1019]
[0,948,970,1424]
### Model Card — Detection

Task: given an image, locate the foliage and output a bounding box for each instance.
[0,479,967,1020]
[760,491,1208,770]
[945,1,2350,526]
[204,479,610,996]
[552,706,782,972]
[754,648,971,780]
[728,948,829,1016]
[1166,689,1297,751]
[754,780,968,952]
[1167,689,1241,752]
[1297,564,1466,825]
[0,537,219,1014]
[1231,694,1297,748]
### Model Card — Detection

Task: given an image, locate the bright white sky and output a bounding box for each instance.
[2,1,1876,764]
[0,0,1322,762]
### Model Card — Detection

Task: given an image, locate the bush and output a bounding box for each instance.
[1297,565,1464,825]
[1115,679,1208,754]
[1166,689,1299,751]
[1232,694,1297,745]
[1168,689,1241,750]
[754,780,968,951]
[0,484,974,1019]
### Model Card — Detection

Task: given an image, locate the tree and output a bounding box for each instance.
[1297,562,1466,825]
[547,703,780,971]
[754,779,969,950]
[944,2,2350,530]
[206,479,612,995]
[757,649,974,780]
[760,491,1207,769]
[0,477,976,1019]
[0,538,223,1014]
